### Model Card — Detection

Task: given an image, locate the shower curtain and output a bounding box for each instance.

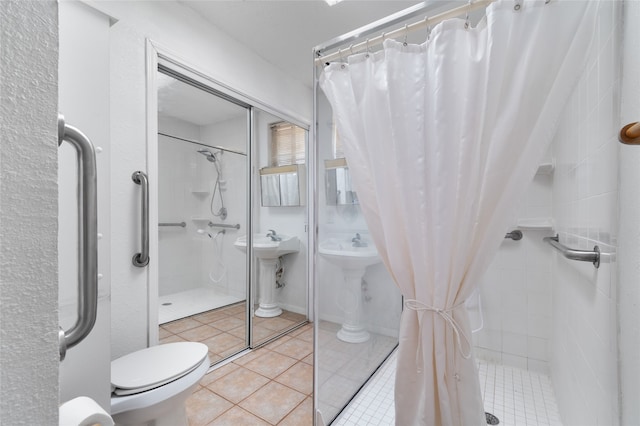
[319,1,596,424]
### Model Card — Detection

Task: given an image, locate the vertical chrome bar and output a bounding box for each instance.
[57,114,98,360]
[132,171,150,267]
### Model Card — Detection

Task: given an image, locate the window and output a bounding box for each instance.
[270,121,306,166]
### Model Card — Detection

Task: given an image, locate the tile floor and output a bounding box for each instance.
[334,351,563,426]
[185,322,314,425]
[160,302,306,364]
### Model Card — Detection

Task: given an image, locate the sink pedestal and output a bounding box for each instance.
[256,258,282,318]
[337,267,370,343]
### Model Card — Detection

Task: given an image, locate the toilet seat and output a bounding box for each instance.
[111,342,208,396]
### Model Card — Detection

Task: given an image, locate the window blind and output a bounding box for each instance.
[270,122,306,166]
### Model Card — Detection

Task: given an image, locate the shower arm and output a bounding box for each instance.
[57,114,98,361]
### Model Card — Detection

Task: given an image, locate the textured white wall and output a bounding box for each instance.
[550,1,622,424]
[0,1,59,424]
[617,0,640,423]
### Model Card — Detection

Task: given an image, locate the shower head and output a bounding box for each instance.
[197,149,217,163]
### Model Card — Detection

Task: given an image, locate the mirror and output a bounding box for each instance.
[325,158,358,205]
[260,165,306,207]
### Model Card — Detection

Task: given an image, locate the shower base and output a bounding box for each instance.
[333,352,563,426]
[159,287,243,324]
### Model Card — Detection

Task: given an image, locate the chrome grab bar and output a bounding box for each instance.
[505,230,523,241]
[209,222,241,230]
[57,114,98,361]
[132,171,150,267]
[543,235,600,268]
[159,222,186,227]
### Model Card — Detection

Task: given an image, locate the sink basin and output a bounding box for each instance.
[319,237,380,270]
[234,233,300,259]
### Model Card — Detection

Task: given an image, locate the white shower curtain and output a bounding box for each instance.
[319,1,596,424]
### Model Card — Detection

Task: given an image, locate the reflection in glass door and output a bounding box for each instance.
[156,69,249,364]
[314,88,403,423]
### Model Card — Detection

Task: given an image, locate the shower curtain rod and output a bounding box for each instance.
[315,0,495,65]
[158,131,247,156]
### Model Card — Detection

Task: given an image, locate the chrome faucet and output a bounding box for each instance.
[266,229,282,241]
[351,233,367,247]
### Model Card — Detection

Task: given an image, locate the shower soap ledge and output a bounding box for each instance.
[516,218,554,230]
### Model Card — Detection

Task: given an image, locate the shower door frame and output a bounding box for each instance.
[145,39,312,354]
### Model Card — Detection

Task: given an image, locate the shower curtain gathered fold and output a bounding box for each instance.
[319,1,596,424]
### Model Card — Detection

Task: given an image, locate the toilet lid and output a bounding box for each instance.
[111,342,208,394]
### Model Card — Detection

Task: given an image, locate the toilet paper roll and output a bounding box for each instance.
[59,396,114,426]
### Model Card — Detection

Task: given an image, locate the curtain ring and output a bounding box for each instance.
[403,24,409,46]
[381,32,386,42]
[545,0,551,3]
[365,39,370,58]
[349,44,354,55]
[514,0,521,10]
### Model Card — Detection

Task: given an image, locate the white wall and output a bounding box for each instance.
[474,167,555,373]
[58,1,112,410]
[84,0,312,358]
[616,0,640,423]
[550,1,622,424]
[0,2,60,424]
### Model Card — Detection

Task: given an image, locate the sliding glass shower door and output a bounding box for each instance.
[156,69,250,363]
[314,88,402,423]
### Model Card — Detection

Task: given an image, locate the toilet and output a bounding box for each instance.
[110,342,210,426]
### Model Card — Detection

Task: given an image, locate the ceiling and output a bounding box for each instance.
[178,0,427,87]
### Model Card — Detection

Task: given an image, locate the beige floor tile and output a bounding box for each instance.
[243,350,298,379]
[200,362,240,387]
[177,324,223,342]
[260,316,296,332]
[239,381,306,425]
[294,327,313,343]
[252,325,277,343]
[278,396,313,426]
[264,334,292,350]
[232,347,270,366]
[186,388,233,426]
[158,326,174,339]
[193,309,230,324]
[163,317,203,334]
[224,303,246,315]
[287,323,311,338]
[211,316,246,332]
[207,406,270,426]
[207,366,270,404]
[301,353,313,365]
[159,334,186,345]
[274,362,313,395]
[271,337,313,360]
[227,325,247,339]
[202,332,245,354]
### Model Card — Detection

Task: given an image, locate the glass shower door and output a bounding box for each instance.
[314,89,402,423]
[156,69,250,364]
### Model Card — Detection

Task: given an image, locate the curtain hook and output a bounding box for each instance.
[349,44,354,55]
[464,0,471,29]
[365,39,370,58]
[403,24,409,46]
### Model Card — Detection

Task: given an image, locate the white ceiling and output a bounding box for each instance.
[178,0,425,87]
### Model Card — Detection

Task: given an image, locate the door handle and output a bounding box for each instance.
[57,114,98,361]
[132,171,150,267]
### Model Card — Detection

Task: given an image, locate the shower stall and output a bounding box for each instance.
[312,1,623,425]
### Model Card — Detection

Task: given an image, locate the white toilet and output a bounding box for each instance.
[110,342,210,426]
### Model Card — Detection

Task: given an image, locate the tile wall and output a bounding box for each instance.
[550,1,621,424]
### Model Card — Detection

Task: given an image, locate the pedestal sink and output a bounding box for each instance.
[319,236,380,343]
[234,233,299,317]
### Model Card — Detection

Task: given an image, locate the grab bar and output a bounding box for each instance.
[505,230,523,241]
[57,114,98,361]
[209,222,241,230]
[159,222,186,227]
[132,171,150,267]
[543,235,600,268]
